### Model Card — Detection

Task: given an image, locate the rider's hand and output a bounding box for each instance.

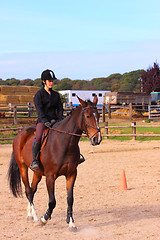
[51,119,56,125]
[44,121,52,128]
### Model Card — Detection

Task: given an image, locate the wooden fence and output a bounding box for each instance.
[0,102,149,123]
[101,122,160,140]
[101,103,150,122]
[0,102,152,125]
[0,103,36,124]
[0,127,23,140]
[0,103,75,125]
[148,105,160,120]
[1,122,160,141]
[102,103,133,122]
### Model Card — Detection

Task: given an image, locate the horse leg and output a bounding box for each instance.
[66,171,77,230]
[26,172,42,222]
[18,164,38,222]
[41,175,56,224]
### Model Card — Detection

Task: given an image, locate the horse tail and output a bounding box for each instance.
[8,152,22,197]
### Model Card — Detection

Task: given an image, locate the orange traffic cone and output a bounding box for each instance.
[119,169,128,190]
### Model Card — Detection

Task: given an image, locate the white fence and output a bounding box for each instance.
[148,105,160,119]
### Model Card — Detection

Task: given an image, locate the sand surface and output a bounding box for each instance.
[1,139,160,240]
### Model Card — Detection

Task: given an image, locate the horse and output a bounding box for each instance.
[8,96,102,230]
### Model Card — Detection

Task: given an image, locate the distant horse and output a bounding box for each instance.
[8,96,102,230]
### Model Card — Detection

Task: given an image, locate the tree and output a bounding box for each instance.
[20,79,34,86]
[59,93,67,104]
[141,62,160,93]
[0,69,143,92]
[56,78,72,90]
[0,79,5,85]
[5,78,20,86]
[119,70,143,92]
[33,78,42,87]
[119,76,133,92]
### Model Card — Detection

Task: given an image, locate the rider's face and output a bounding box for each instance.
[44,79,54,89]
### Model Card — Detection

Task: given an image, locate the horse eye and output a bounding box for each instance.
[86,115,90,118]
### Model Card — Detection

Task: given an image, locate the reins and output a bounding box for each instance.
[49,105,100,139]
[49,127,87,137]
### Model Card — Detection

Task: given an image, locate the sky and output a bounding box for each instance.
[0,0,160,80]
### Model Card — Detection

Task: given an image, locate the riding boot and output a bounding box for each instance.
[78,153,85,165]
[30,141,41,170]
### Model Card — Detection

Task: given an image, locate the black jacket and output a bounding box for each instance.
[34,88,63,123]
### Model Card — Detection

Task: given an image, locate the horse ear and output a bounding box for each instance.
[77,96,86,107]
[93,95,98,105]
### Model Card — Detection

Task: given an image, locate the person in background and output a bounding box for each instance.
[30,69,63,170]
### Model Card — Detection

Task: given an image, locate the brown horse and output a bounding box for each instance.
[8,96,102,230]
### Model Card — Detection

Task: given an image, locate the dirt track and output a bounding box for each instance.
[1,139,160,240]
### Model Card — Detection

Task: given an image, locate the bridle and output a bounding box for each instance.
[81,106,100,140]
[49,105,100,140]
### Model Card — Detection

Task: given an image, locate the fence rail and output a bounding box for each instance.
[0,102,150,124]
[1,122,160,141]
[148,105,160,119]
[0,103,77,124]
[101,122,160,140]
[101,103,133,121]
[101,103,151,122]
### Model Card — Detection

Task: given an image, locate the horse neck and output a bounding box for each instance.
[54,106,82,138]
[65,106,83,135]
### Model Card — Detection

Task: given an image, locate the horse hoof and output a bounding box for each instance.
[40,216,48,225]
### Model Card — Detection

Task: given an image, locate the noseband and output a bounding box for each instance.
[81,106,100,141]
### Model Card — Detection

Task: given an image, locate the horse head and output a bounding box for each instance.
[78,95,102,146]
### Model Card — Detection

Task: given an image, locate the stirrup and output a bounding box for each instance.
[79,154,85,165]
[30,160,39,171]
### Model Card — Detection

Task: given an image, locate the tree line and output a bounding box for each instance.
[0,62,159,93]
[0,70,143,92]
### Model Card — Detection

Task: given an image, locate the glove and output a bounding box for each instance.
[44,121,52,128]
[50,119,56,125]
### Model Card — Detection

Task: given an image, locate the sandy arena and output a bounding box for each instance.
[1,139,160,240]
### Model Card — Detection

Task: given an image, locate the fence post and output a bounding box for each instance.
[142,97,145,110]
[148,105,150,119]
[8,103,12,117]
[132,122,136,140]
[28,102,32,117]
[104,121,109,139]
[14,106,17,125]
[108,103,111,119]
[102,103,106,123]
[129,103,132,120]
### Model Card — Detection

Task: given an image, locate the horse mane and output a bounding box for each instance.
[52,99,93,129]
[53,107,78,128]
[53,115,71,128]
[86,99,92,103]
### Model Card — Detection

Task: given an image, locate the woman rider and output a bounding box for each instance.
[30,69,85,171]
[30,69,63,170]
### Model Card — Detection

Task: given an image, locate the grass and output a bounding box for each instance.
[136,126,160,141]
[1,124,160,144]
[0,125,20,144]
[0,130,19,144]
[106,125,160,141]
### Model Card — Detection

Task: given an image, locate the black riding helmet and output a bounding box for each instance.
[41,69,56,86]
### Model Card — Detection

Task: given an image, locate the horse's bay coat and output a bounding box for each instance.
[8,96,102,230]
